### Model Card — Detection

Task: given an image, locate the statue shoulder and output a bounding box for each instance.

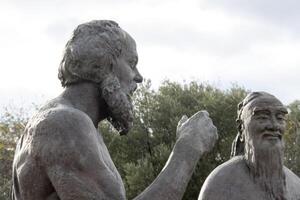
[284,166,300,199]
[199,156,249,200]
[31,102,94,137]
[25,103,98,162]
[203,156,246,185]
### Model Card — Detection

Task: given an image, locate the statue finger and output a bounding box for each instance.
[178,115,188,128]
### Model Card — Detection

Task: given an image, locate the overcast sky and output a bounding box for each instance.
[0,0,300,113]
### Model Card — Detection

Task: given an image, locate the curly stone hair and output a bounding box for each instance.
[58,20,129,87]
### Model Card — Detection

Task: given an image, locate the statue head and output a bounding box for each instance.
[232,92,288,198]
[58,20,143,135]
[232,92,288,156]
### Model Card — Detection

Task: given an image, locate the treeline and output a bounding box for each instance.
[0,80,299,200]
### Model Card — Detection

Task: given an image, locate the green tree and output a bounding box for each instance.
[1,81,299,199]
[103,81,300,199]
[0,110,27,199]
[285,100,300,176]
[102,80,248,199]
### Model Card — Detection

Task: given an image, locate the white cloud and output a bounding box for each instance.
[0,0,299,111]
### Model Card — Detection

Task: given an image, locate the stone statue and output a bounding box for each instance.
[198,92,300,200]
[11,20,218,200]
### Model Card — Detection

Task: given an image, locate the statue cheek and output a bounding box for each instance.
[279,124,286,134]
[248,124,264,138]
[248,120,260,130]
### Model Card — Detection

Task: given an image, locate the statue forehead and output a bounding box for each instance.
[122,32,138,57]
[241,94,287,117]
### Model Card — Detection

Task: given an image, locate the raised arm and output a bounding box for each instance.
[134,111,218,200]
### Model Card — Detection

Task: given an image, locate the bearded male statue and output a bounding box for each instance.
[198,92,300,200]
[11,20,218,200]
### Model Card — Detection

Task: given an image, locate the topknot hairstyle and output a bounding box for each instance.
[231,92,280,157]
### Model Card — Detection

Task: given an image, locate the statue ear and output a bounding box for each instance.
[240,122,244,131]
[236,119,243,132]
[240,132,244,142]
[240,122,245,140]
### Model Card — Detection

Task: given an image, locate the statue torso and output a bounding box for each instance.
[11,100,126,200]
[199,156,300,200]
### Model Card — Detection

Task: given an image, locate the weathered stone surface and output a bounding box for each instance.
[198,92,300,200]
[11,20,218,200]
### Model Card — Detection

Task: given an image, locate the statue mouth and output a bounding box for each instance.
[130,84,137,95]
[127,83,138,100]
[262,132,282,140]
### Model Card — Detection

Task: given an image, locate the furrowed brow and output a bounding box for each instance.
[252,108,270,115]
[277,107,288,115]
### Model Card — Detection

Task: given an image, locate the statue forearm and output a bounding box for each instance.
[134,111,217,200]
[133,141,201,200]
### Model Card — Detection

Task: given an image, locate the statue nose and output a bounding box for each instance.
[266,117,281,131]
[134,72,143,83]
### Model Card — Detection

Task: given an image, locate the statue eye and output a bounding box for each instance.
[253,110,270,120]
[276,114,286,121]
[128,60,137,69]
[256,115,269,120]
[254,112,269,120]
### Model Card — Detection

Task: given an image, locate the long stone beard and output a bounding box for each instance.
[245,139,287,200]
[100,76,134,135]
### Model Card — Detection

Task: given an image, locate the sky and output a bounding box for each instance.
[0,0,300,114]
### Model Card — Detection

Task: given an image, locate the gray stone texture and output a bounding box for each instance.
[198,92,300,200]
[11,20,218,200]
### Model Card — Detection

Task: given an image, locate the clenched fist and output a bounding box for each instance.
[176,111,218,155]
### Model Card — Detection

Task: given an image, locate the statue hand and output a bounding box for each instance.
[176,111,218,154]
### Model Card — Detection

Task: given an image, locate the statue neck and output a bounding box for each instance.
[59,81,108,127]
